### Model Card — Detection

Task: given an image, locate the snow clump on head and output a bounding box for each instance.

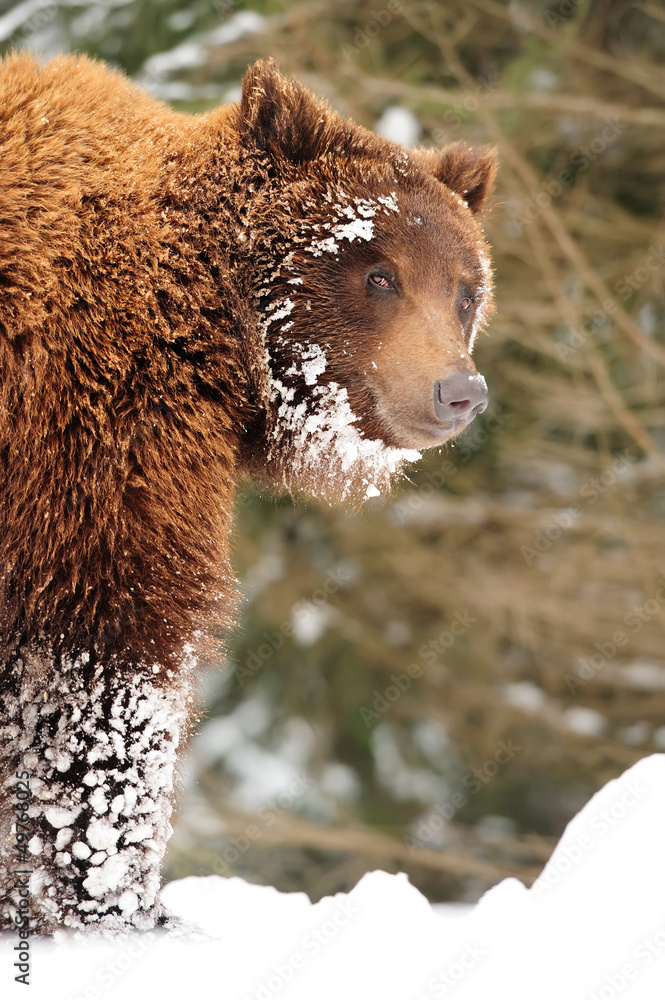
[254,189,420,503]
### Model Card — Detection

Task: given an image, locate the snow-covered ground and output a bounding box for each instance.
[3,754,665,999]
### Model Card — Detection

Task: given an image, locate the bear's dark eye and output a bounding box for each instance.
[367,272,395,291]
[459,296,473,312]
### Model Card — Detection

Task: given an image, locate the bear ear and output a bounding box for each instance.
[238,59,335,164]
[433,142,498,214]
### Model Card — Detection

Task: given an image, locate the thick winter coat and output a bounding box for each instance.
[0,53,496,932]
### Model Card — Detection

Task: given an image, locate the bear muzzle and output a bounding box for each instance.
[433,371,489,431]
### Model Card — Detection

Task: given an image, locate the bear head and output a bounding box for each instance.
[233,61,497,504]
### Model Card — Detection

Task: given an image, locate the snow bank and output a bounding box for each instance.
[3,754,665,999]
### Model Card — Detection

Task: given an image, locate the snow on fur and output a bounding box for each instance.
[256,191,420,501]
[0,651,195,932]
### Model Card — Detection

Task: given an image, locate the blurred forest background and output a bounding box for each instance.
[2,0,664,904]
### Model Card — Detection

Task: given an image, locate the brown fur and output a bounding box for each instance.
[0,53,496,932]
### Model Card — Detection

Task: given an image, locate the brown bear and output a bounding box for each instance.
[0,52,496,933]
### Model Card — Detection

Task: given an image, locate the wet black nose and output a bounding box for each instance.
[433,372,489,426]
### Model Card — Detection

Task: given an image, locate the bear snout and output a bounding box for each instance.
[433,371,489,429]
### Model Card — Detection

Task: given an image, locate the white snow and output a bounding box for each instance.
[303,192,399,258]
[1,656,195,931]
[502,680,547,713]
[563,705,607,737]
[141,11,264,81]
[330,217,374,242]
[71,841,91,860]
[269,373,420,500]
[27,836,43,856]
[308,216,375,256]
[86,818,121,852]
[378,192,400,213]
[285,343,327,386]
[4,755,665,998]
[619,661,665,691]
[376,106,422,148]
[291,602,334,647]
[43,805,81,829]
[54,829,72,851]
[82,855,129,898]
[261,287,420,503]
[466,247,492,354]
[89,786,109,815]
[263,297,295,329]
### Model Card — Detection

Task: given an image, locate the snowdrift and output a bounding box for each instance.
[3,754,665,999]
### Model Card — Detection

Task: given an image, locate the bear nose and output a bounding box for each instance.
[433,372,489,427]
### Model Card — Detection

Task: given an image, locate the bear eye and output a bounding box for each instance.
[459,296,473,312]
[368,272,395,291]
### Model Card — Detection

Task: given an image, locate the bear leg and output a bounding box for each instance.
[0,653,195,934]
